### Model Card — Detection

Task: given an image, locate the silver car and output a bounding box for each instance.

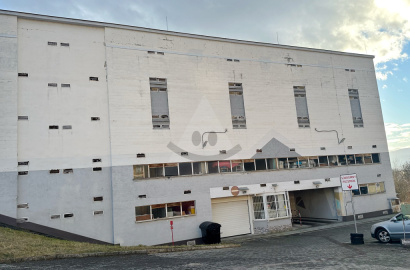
[371,213,410,243]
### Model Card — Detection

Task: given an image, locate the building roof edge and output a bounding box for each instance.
[0,9,375,59]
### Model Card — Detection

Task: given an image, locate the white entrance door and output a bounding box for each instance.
[212,198,251,238]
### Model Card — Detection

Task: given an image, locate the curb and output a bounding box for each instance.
[0,244,240,264]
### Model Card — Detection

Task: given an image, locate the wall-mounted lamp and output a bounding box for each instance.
[313,181,322,188]
[201,129,228,148]
[314,128,345,144]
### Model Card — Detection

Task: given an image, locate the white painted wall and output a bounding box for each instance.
[105,27,387,168]
[17,19,110,171]
[0,14,18,218]
[0,12,395,246]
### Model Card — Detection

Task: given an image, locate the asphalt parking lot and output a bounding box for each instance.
[2,216,410,270]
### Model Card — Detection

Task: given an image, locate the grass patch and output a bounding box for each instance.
[0,226,231,263]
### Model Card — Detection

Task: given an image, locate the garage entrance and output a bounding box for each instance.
[289,188,338,222]
[211,197,251,238]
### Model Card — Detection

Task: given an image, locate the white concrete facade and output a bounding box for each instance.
[0,10,396,246]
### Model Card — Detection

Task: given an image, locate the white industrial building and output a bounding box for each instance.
[0,10,396,246]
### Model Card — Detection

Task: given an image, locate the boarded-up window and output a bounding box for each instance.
[150,77,170,129]
[348,89,364,128]
[294,86,310,128]
[229,83,246,129]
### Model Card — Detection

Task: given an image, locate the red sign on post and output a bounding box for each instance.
[170,220,174,246]
[340,174,358,191]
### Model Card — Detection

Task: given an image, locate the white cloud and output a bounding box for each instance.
[404,77,408,82]
[376,71,393,80]
[385,122,410,151]
[382,84,388,89]
[3,0,410,67]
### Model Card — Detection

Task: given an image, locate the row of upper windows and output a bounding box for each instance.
[149,78,364,130]
[133,153,380,179]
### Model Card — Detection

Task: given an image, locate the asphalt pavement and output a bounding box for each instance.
[1,215,409,270]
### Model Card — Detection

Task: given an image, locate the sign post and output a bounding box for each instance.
[170,220,174,246]
[340,174,359,233]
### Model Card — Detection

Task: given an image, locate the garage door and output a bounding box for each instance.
[212,198,251,238]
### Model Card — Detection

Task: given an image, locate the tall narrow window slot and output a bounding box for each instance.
[293,86,310,128]
[229,82,246,129]
[150,77,170,129]
[348,89,364,128]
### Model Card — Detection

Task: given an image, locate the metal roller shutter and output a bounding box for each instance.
[212,199,251,238]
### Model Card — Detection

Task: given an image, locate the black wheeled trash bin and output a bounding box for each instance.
[199,221,221,244]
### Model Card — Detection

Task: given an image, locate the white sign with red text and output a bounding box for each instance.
[340,174,358,191]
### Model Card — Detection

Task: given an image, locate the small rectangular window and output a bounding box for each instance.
[308,157,319,167]
[150,78,170,129]
[372,153,380,163]
[184,190,191,194]
[91,117,100,121]
[93,210,104,215]
[60,42,69,47]
[93,158,101,163]
[253,196,265,219]
[255,159,267,170]
[181,152,188,156]
[18,171,28,175]
[193,162,206,175]
[93,196,103,202]
[355,154,364,164]
[328,155,338,166]
[89,77,99,81]
[18,73,28,77]
[179,163,192,176]
[244,159,255,171]
[48,83,57,87]
[149,164,164,177]
[229,82,247,129]
[346,155,355,165]
[138,195,147,198]
[18,116,28,120]
[48,41,57,46]
[49,125,59,129]
[338,155,347,165]
[318,156,328,167]
[218,161,231,173]
[64,213,74,218]
[93,167,102,171]
[267,158,277,170]
[348,89,364,127]
[18,161,29,166]
[288,158,298,168]
[207,161,219,174]
[164,163,178,176]
[50,169,60,174]
[63,169,73,174]
[61,84,71,87]
[294,86,310,128]
[62,125,72,129]
[231,160,244,172]
[136,153,145,158]
[157,52,164,55]
[298,157,309,168]
[363,153,372,164]
[50,214,61,219]
[135,206,151,221]
[147,51,155,54]
[278,158,288,169]
[359,185,368,195]
[17,203,29,209]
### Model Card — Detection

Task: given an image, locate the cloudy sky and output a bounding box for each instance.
[1,0,410,154]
